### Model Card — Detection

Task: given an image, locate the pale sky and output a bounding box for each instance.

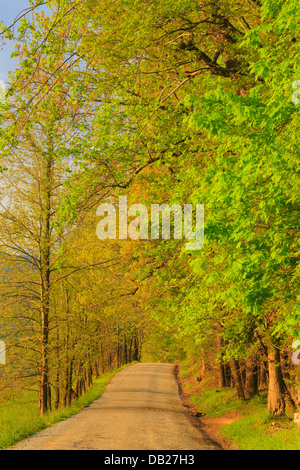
[0,0,45,83]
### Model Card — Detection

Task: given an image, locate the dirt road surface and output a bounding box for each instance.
[10,363,221,450]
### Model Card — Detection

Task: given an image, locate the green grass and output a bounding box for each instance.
[189,387,300,450]
[190,387,267,417]
[0,364,131,449]
[221,409,300,450]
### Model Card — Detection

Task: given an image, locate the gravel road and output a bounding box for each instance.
[9,363,221,450]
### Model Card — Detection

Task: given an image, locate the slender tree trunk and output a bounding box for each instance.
[54,321,60,409]
[259,360,268,389]
[87,360,93,388]
[133,332,139,361]
[217,336,226,388]
[245,356,259,399]
[39,301,49,415]
[230,358,245,400]
[124,333,128,364]
[67,360,74,406]
[225,363,232,387]
[280,351,296,410]
[267,345,285,416]
[38,156,52,415]
[62,365,68,407]
[54,370,60,410]
[128,337,133,363]
[100,343,104,373]
[93,359,99,379]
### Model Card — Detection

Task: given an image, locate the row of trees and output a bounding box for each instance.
[0,0,299,417]
[0,19,146,413]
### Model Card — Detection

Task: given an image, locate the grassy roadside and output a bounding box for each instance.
[0,363,134,450]
[178,360,300,450]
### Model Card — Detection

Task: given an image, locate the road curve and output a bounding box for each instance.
[10,363,220,450]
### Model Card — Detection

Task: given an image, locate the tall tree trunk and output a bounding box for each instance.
[281,350,296,410]
[93,359,99,379]
[39,300,49,415]
[67,360,74,406]
[124,333,128,364]
[267,345,285,416]
[100,343,105,373]
[62,365,69,407]
[132,331,139,361]
[217,336,226,388]
[230,358,245,400]
[224,362,232,387]
[244,356,259,399]
[54,321,60,409]
[38,155,52,416]
[128,337,133,363]
[259,360,268,389]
